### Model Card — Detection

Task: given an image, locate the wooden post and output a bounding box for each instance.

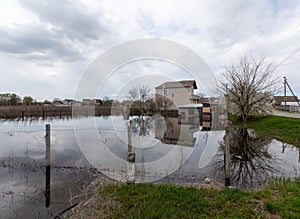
[127,123,132,153]
[127,122,135,184]
[298,148,300,163]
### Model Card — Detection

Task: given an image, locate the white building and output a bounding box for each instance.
[155,80,199,110]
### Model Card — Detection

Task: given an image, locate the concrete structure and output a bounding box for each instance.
[155,80,199,110]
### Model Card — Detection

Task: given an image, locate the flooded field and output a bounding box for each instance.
[0,116,299,218]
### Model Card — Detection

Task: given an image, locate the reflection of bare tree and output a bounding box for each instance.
[215,128,278,188]
[282,143,289,153]
[130,116,153,137]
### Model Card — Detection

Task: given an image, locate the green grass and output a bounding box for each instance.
[230,114,300,147]
[89,178,300,218]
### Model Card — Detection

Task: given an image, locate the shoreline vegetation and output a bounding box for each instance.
[229,114,300,148]
[67,177,300,218]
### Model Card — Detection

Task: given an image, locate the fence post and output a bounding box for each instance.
[127,122,135,184]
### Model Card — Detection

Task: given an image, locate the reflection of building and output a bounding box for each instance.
[178,103,226,131]
[178,104,202,125]
[155,80,199,110]
[155,117,199,147]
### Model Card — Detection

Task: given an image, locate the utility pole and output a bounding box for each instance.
[283,77,300,106]
[284,77,287,106]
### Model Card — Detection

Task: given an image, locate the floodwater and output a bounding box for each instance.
[0,115,299,218]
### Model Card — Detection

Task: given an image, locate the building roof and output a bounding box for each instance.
[273,96,299,103]
[155,80,197,89]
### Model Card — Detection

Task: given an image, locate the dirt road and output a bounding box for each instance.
[272,110,300,119]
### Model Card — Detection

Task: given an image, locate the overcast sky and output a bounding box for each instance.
[0,0,300,101]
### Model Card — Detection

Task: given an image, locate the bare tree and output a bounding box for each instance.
[128,85,151,102]
[128,86,138,100]
[139,85,151,102]
[220,55,279,128]
[128,85,153,115]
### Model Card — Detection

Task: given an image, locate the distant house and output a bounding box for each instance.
[63,99,74,106]
[92,99,102,105]
[155,80,199,110]
[82,99,92,105]
[52,98,63,106]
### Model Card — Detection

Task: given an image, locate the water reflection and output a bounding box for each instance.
[125,115,199,183]
[216,128,278,188]
[130,115,153,137]
[45,166,50,208]
[1,115,300,218]
[0,117,96,219]
[155,117,199,147]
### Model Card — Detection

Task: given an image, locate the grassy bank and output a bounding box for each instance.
[230,114,300,147]
[70,178,300,218]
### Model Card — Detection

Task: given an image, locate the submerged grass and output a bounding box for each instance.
[229,114,300,147]
[71,178,300,218]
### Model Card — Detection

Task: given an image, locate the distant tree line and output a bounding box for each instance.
[0,93,36,106]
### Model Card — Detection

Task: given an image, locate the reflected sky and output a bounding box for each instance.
[0,116,299,217]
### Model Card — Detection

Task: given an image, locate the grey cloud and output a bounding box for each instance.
[0,24,58,53]
[18,0,108,41]
[0,23,83,62]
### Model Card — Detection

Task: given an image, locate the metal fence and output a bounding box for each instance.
[275,105,300,112]
[289,105,300,112]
